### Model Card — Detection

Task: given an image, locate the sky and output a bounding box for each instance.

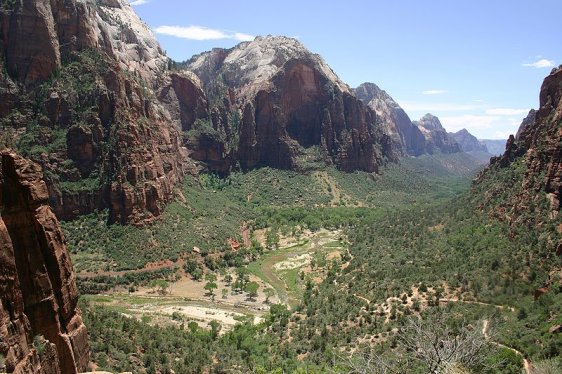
[130,0,561,139]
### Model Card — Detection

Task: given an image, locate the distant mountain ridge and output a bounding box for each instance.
[479,139,507,156]
[354,83,462,156]
[413,113,461,154]
[353,83,426,156]
[449,129,488,153]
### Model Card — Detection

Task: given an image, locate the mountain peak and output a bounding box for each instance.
[416,113,444,131]
[187,35,349,101]
[450,128,488,153]
[354,82,395,107]
[413,114,460,154]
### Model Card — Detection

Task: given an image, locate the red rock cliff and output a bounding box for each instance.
[475,66,562,222]
[0,150,89,373]
[186,36,399,173]
[0,0,192,225]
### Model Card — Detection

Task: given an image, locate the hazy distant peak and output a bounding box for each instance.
[450,128,488,153]
[415,113,444,131]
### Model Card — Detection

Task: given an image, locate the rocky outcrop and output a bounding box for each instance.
[158,71,209,131]
[0,0,191,224]
[413,114,461,154]
[185,36,398,172]
[515,109,537,141]
[0,150,89,373]
[1,0,102,86]
[354,83,426,156]
[449,129,488,153]
[476,66,562,221]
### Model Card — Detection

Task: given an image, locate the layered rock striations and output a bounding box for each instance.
[0,150,89,373]
[0,0,192,224]
[184,36,399,173]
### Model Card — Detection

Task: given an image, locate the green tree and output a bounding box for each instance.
[187,321,198,333]
[264,288,275,303]
[266,229,280,249]
[154,279,169,295]
[245,281,259,301]
[209,320,221,339]
[204,281,217,299]
[192,268,203,281]
[205,273,217,282]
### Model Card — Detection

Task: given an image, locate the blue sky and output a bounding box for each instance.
[130,0,561,139]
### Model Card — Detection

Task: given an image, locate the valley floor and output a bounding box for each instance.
[68,154,561,373]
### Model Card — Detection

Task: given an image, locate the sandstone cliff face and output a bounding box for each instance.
[0,150,89,373]
[0,0,191,224]
[476,67,562,221]
[354,82,426,156]
[449,129,488,153]
[185,36,398,172]
[413,114,461,154]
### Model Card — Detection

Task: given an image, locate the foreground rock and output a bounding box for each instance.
[0,150,89,373]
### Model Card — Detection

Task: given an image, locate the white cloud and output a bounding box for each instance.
[233,32,255,42]
[485,108,530,116]
[130,0,149,5]
[523,58,555,68]
[401,102,485,112]
[154,25,254,42]
[439,115,501,132]
[422,89,448,95]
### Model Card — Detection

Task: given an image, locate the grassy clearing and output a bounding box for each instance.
[247,229,346,309]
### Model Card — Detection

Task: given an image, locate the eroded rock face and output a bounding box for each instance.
[2,0,100,85]
[0,150,89,373]
[354,82,426,156]
[186,36,398,172]
[476,67,562,221]
[0,0,191,225]
[158,71,210,131]
[515,109,537,141]
[520,68,562,218]
[413,114,461,154]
